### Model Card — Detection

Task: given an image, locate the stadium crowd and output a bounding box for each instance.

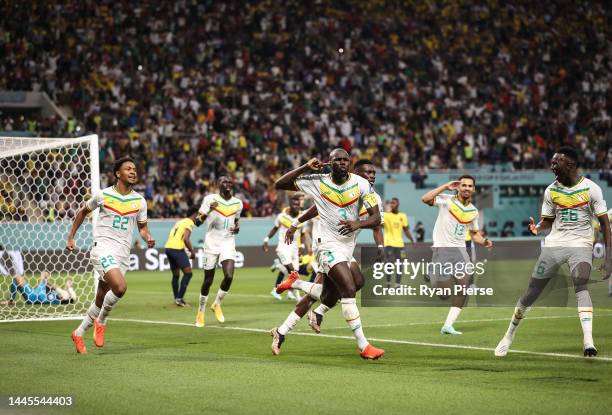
[1,0,610,217]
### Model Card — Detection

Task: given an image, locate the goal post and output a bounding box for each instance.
[0,135,99,322]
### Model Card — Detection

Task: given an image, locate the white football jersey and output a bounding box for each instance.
[86,186,147,258]
[432,193,479,248]
[295,173,379,248]
[541,177,607,247]
[274,207,304,251]
[199,193,243,241]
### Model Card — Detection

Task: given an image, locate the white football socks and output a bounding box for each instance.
[97,290,121,325]
[313,303,330,316]
[278,311,302,336]
[577,290,593,346]
[443,306,462,328]
[75,303,100,336]
[293,281,322,300]
[341,298,369,351]
[199,294,208,312]
[213,289,228,306]
[504,301,531,340]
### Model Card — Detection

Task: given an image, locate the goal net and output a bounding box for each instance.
[0,135,99,322]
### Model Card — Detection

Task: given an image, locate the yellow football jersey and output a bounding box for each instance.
[383,211,408,248]
[164,218,195,250]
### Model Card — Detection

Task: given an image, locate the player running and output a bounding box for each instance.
[421,175,493,335]
[67,156,155,354]
[495,147,612,357]
[164,207,203,307]
[263,193,304,301]
[272,159,384,345]
[273,151,384,359]
[195,176,243,327]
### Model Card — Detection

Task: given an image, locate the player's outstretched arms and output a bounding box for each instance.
[527,216,553,236]
[275,158,327,191]
[421,181,460,206]
[66,206,92,251]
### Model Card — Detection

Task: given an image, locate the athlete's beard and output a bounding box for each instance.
[457,192,472,204]
[220,189,232,199]
[331,170,349,184]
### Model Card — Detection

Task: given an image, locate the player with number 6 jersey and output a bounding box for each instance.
[495,147,612,358]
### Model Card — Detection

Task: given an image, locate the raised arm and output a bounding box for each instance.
[421,181,460,206]
[275,158,326,191]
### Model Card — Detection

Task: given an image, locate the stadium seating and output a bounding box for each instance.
[1,0,610,219]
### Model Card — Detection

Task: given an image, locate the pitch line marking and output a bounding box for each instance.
[110,317,612,362]
[322,313,612,330]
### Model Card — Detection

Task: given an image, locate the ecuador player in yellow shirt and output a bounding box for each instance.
[383,197,415,286]
[164,207,202,307]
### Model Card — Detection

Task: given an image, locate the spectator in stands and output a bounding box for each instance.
[0,0,610,218]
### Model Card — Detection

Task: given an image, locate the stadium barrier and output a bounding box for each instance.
[12,240,608,272]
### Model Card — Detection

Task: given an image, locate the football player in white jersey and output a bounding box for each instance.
[495,147,612,357]
[273,151,385,359]
[272,159,384,339]
[195,176,243,327]
[263,193,304,301]
[67,156,155,354]
[422,175,493,335]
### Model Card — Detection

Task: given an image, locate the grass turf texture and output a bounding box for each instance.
[1,267,612,415]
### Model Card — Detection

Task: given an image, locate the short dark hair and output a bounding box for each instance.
[556,146,579,165]
[458,174,476,186]
[391,197,399,203]
[353,159,373,169]
[113,156,135,176]
[187,206,200,217]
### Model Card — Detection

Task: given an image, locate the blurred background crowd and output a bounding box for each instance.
[1,0,610,217]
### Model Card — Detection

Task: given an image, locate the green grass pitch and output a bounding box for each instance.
[1,267,612,414]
